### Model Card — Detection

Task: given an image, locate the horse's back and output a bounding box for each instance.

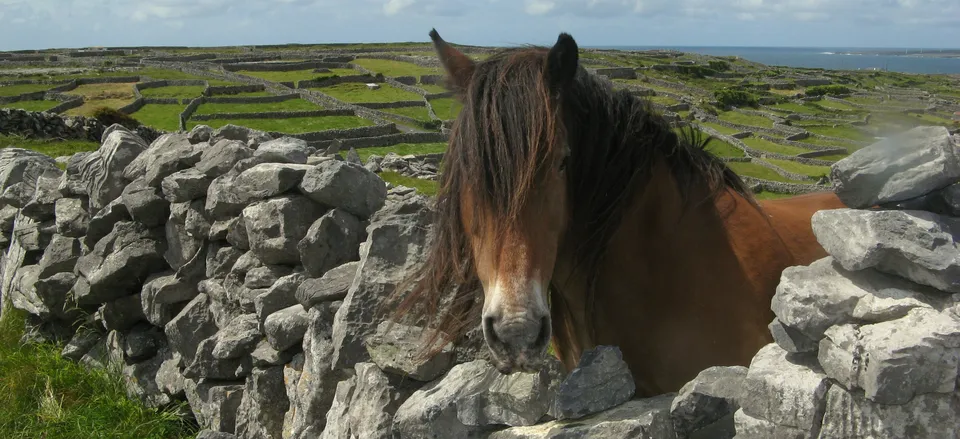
[759,191,847,265]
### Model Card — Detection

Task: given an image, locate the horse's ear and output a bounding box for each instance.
[430,28,475,96]
[546,32,579,91]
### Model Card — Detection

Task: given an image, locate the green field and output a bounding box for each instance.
[726,161,809,184]
[193,99,322,115]
[356,142,447,161]
[138,85,206,99]
[379,171,438,195]
[187,115,374,133]
[705,138,746,158]
[0,83,54,96]
[741,136,813,156]
[63,82,138,117]
[349,58,441,78]
[236,68,358,85]
[419,83,448,94]
[767,158,831,178]
[804,124,874,142]
[317,82,423,103]
[3,100,59,112]
[1,134,100,158]
[131,104,185,131]
[429,97,463,120]
[718,111,773,128]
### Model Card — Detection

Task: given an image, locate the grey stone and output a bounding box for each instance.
[818,383,960,439]
[37,234,81,279]
[211,124,273,148]
[393,359,563,437]
[817,307,960,405]
[289,303,344,437]
[296,261,357,309]
[232,163,314,205]
[213,314,262,360]
[189,125,213,144]
[235,366,290,439]
[97,293,147,331]
[831,125,960,208]
[165,200,206,270]
[263,304,310,352]
[205,174,247,219]
[253,137,309,164]
[57,152,90,197]
[318,363,415,439]
[731,408,808,439]
[281,354,303,435]
[768,319,819,354]
[669,366,746,439]
[771,257,943,343]
[209,218,235,241]
[317,376,356,439]
[331,203,432,369]
[366,321,454,382]
[244,265,293,289]
[184,378,245,434]
[297,208,363,278]
[80,128,149,210]
[345,147,362,165]
[123,323,161,362]
[184,337,253,380]
[488,395,677,439]
[740,344,830,433]
[34,272,76,318]
[9,265,48,318]
[0,147,61,208]
[121,349,172,409]
[72,221,166,305]
[121,178,170,227]
[141,272,198,326]
[298,160,387,219]
[813,208,960,293]
[21,168,62,219]
[254,272,305,326]
[206,243,243,279]
[61,328,102,361]
[250,339,296,368]
[196,139,253,177]
[83,196,129,248]
[555,345,635,420]
[54,197,90,239]
[938,182,960,216]
[164,293,219,367]
[0,204,18,232]
[155,348,186,398]
[161,168,212,203]
[123,133,201,186]
[196,431,237,439]
[242,195,322,265]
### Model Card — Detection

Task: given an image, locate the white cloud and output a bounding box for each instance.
[383,0,415,15]
[526,0,556,15]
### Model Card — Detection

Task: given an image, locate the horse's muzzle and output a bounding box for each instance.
[482,313,551,373]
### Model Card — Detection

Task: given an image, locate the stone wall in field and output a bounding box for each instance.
[2,122,959,439]
[0,108,163,145]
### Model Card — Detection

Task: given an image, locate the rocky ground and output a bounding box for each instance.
[1,120,958,438]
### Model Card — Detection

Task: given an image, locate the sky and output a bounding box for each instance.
[1,0,959,51]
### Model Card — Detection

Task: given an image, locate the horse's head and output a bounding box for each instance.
[427,29,582,373]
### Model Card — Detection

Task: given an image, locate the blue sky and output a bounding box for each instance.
[1,0,958,51]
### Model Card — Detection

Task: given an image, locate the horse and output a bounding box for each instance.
[392,29,847,397]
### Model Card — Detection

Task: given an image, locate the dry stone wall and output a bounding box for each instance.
[2,124,960,439]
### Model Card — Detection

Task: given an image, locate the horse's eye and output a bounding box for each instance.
[559,156,568,172]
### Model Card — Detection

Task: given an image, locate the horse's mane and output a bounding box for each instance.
[390,46,755,356]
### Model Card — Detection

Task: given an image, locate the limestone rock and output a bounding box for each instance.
[121,178,170,227]
[235,366,290,439]
[206,243,243,280]
[232,163,314,205]
[72,221,166,305]
[669,366,746,439]
[251,339,296,368]
[62,328,102,362]
[165,200,206,270]
[298,160,387,219]
[121,350,172,409]
[123,323,162,362]
[164,294,219,367]
[731,408,809,439]
[254,137,310,164]
[263,304,310,352]
[818,383,960,439]
[318,363,416,439]
[184,337,253,380]
[161,168,212,203]
[817,307,960,405]
[123,132,201,186]
[141,272,198,326]
[739,344,830,433]
[554,345,635,420]
[83,196,129,248]
[97,293,147,331]
[289,303,345,437]
[831,125,960,208]
[243,195,323,265]
[812,208,960,293]
[296,261,357,309]
[80,128,149,210]
[254,272,305,326]
[297,208,363,278]
[244,265,293,289]
[212,313,262,360]
[488,395,677,439]
[37,234,81,279]
[211,124,273,148]
[189,124,213,143]
[196,139,253,177]
[184,378,246,434]
[365,321,455,382]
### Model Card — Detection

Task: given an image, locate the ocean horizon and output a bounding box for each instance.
[586,45,960,75]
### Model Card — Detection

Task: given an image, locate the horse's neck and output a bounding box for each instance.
[550,158,791,380]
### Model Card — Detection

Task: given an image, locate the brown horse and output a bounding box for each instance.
[393,29,846,396]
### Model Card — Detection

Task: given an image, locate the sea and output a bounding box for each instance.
[591,46,960,75]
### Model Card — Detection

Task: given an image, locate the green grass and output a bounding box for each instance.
[797,135,854,149]
[754,190,797,200]
[379,105,433,123]
[0,83,53,97]
[236,68,359,85]
[193,99,322,115]
[0,306,196,439]
[187,115,374,133]
[2,100,59,112]
[318,82,423,103]
[705,138,746,158]
[349,58,441,79]
[63,82,137,117]
[718,111,773,128]
[649,95,679,106]
[771,102,832,116]
[804,124,874,142]
[130,104,184,131]
[138,85,206,99]
[695,121,742,135]
[0,134,100,158]
[767,158,831,178]
[429,97,463,120]
[741,136,812,156]
[356,142,447,161]
[379,171,438,196]
[726,161,808,183]
[814,153,850,162]
[814,99,860,111]
[210,90,274,97]
[419,83,448,94]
